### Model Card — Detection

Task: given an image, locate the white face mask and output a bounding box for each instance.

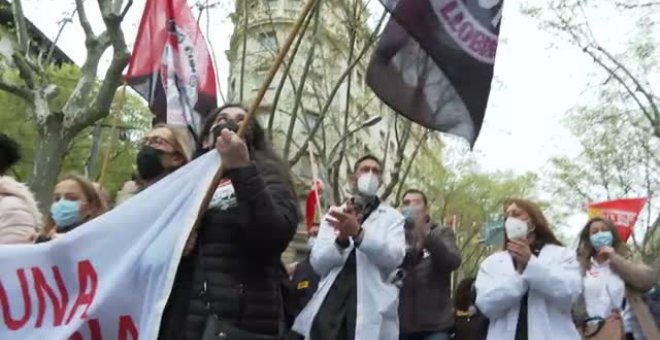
[357,173,380,196]
[505,217,529,240]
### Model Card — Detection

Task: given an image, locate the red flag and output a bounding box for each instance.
[305,180,324,233]
[588,198,647,241]
[126,0,217,136]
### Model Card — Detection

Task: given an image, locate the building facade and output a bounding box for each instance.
[226,0,415,262]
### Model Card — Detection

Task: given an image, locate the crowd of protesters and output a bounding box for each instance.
[0,103,658,340]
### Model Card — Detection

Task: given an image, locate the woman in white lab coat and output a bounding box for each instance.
[574,217,659,340]
[475,198,582,340]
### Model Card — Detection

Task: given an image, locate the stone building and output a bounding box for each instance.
[226,0,421,262]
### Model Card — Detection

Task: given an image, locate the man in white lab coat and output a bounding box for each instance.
[292,155,406,340]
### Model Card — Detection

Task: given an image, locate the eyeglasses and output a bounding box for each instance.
[141,135,174,149]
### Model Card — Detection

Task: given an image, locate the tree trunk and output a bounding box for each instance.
[28,118,73,213]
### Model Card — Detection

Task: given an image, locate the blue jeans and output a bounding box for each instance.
[399,331,450,340]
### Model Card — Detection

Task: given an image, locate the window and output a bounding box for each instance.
[258,32,278,51]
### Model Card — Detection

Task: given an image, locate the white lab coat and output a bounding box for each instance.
[475,244,583,340]
[292,202,406,340]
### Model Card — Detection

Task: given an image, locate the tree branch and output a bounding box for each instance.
[46,7,78,66]
[594,45,660,128]
[72,7,130,131]
[615,1,660,9]
[380,120,412,200]
[267,7,314,139]
[120,0,133,20]
[391,129,430,204]
[286,11,387,166]
[76,0,96,44]
[0,77,32,102]
[12,53,36,89]
[11,0,30,55]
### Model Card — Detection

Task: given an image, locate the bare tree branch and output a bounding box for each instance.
[594,45,660,125]
[76,0,96,44]
[615,1,660,9]
[0,77,32,102]
[267,6,314,139]
[380,120,412,200]
[72,6,130,131]
[46,7,78,65]
[11,53,36,89]
[11,0,30,55]
[120,0,133,20]
[287,11,387,166]
[392,129,430,204]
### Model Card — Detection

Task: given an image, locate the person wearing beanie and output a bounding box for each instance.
[0,133,40,244]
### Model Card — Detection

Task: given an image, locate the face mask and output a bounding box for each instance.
[137,146,165,181]
[505,217,529,240]
[402,207,414,221]
[590,231,613,250]
[357,173,380,196]
[307,236,317,250]
[50,199,83,229]
[211,119,240,139]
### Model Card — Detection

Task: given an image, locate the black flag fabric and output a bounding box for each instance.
[367,0,503,146]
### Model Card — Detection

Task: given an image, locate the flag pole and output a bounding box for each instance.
[192,0,318,226]
[308,147,323,218]
[98,82,128,186]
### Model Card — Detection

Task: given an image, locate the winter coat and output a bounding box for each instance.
[290,256,320,317]
[158,164,298,340]
[399,221,461,333]
[292,201,406,340]
[0,176,40,244]
[475,244,583,340]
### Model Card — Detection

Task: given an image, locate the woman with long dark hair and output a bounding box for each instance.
[474,198,582,340]
[159,104,299,340]
[574,217,658,340]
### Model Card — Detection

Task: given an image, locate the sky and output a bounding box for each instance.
[19,0,589,174]
[18,0,639,238]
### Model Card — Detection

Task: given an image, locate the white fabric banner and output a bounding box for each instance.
[0,152,221,340]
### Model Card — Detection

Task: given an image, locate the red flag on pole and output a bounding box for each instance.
[305,180,324,233]
[126,0,217,137]
[587,198,647,242]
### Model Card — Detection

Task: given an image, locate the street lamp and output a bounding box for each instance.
[327,115,383,165]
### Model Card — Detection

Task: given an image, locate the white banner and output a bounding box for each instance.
[0,152,221,340]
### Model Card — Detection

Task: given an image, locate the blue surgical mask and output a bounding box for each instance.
[402,207,414,221]
[307,236,317,250]
[50,199,83,229]
[590,231,613,250]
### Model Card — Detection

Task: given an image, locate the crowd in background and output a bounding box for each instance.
[0,103,659,340]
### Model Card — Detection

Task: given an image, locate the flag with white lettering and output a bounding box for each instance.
[0,152,220,339]
[588,198,647,242]
[126,0,217,137]
[367,0,503,146]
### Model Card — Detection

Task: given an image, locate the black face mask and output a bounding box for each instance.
[136,146,165,181]
[211,120,240,141]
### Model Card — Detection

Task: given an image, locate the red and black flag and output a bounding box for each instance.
[126,0,217,137]
[367,0,503,146]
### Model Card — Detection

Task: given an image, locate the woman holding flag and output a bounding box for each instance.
[159,104,299,340]
[574,217,659,340]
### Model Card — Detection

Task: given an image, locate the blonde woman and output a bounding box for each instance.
[575,217,659,340]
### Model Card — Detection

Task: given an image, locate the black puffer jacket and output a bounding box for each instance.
[159,163,298,340]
